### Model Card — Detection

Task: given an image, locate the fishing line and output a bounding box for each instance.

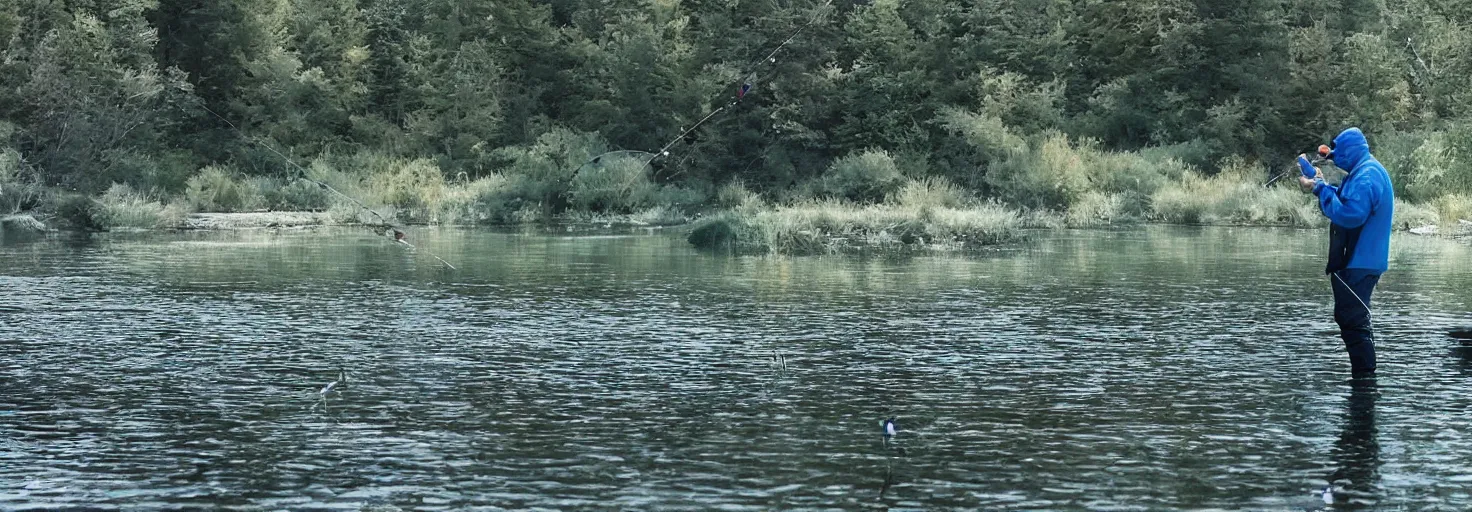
[199,105,457,270]
[570,0,835,186]
[647,0,834,169]
[1331,271,1373,325]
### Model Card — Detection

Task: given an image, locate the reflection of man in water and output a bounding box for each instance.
[1327,379,1379,507]
[1454,337,1472,375]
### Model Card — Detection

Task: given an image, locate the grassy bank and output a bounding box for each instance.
[4,126,1470,251]
[689,179,1023,255]
[685,134,1470,254]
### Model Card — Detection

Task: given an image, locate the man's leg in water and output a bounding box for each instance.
[1332,269,1381,377]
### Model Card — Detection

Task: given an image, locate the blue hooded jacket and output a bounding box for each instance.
[1313,128,1394,274]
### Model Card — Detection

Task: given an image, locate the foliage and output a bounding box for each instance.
[185,166,261,213]
[801,150,907,203]
[1,0,1470,232]
[689,200,1023,255]
[95,183,187,229]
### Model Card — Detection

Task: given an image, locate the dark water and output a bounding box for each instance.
[3,226,1471,511]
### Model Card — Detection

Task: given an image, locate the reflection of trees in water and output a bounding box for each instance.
[1328,378,1379,508]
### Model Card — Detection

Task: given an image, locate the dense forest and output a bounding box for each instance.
[1,0,1470,238]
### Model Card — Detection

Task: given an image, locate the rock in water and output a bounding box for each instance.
[0,214,47,234]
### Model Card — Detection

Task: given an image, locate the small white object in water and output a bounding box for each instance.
[1321,486,1333,505]
[881,417,897,437]
[319,370,347,395]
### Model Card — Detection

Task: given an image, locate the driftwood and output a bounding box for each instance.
[0,214,47,233]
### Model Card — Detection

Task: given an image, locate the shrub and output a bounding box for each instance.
[1429,194,1472,227]
[803,149,906,203]
[715,180,764,212]
[438,174,509,224]
[984,132,1087,209]
[368,157,445,212]
[1,148,45,214]
[567,154,659,213]
[185,166,261,212]
[652,185,708,211]
[1394,198,1438,230]
[260,178,331,211]
[689,200,1022,255]
[95,183,186,229]
[892,176,966,209]
[494,127,610,206]
[50,193,105,231]
[1066,191,1128,227]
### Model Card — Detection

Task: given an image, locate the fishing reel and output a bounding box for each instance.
[1264,144,1333,188]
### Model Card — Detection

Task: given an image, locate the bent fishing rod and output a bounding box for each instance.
[199,105,457,270]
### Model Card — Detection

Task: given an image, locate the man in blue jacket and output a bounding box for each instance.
[1297,127,1394,378]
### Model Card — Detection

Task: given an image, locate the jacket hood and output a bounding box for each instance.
[1331,127,1371,172]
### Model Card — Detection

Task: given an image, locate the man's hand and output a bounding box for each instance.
[1296,153,1323,192]
[1299,174,1317,192]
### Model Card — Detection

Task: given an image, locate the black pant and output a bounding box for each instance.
[1331,269,1381,375]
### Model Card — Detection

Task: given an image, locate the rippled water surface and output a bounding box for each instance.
[3,226,1472,511]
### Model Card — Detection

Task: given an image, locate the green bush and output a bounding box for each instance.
[1394,198,1439,229]
[715,180,764,212]
[95,183,186,229]
[185,166,262,212]
[368,157,445,211]
[892,176,966,209]
[1149,184,1210,224]
[688,213,742,251]
[1429,194,1472,226]
[438,174,509,224]
[1147,163,1324,227]
[983,131,1181,212]
[1139,140,1214,172]
[975,69,1066,134]
[1066,191,1129,227]
[1,148,45,213]
[101,149,198,194]
[803,149,907,203]
[567,154,658,213]
[985,132,1090,209]
[652,185,707,211]
[494,128,610,206]
[271,179,332,211]
[689,200,1023,255]
[936,108,1028,162]
[50,193,105,231]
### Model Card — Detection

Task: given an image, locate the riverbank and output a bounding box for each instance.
[5,174,1468,255]
[6,200,1468,255]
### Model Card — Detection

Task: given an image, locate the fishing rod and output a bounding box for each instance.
[643,0,835,171]
[199,105,457,270]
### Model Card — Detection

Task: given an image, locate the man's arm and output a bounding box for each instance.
[1314,178,1373,228]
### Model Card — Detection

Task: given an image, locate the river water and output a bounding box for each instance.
[2,226,1470,511]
